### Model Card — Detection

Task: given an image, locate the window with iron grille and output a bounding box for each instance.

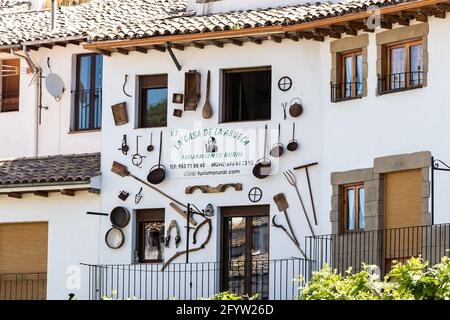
[378,39,424,95]
[73,53,103,131]
[331,50,363,102]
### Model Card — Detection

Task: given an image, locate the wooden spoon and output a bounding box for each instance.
[202,70,213,119]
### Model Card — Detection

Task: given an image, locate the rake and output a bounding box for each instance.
[283,170,316,237]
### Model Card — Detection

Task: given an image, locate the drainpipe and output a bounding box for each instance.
[51,0,57,32]
[12,46,42,157]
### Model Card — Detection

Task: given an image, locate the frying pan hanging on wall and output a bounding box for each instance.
[105,227,125,249]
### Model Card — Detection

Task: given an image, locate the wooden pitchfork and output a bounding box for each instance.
[283,170,316,237]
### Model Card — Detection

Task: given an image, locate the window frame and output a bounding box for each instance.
[136,209,165,264]
[342,183,365,233]
[73,53,103,131]
[384,38,424,92]
[221,66,272,123]
[339,49,363,100]
[0,58,21,113]
[138,74,168,128]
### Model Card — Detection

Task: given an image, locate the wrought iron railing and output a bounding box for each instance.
[330,82,363,102]
[82,258,312,300]
[305,223,450,276]
[0,272,47,300]
[0,92,20,112]
[72,88,102,130]
[377,71,425,95]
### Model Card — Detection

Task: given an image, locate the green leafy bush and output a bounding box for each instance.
[299,256,450,300]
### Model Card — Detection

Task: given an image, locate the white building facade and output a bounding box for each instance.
[0,0,449,300]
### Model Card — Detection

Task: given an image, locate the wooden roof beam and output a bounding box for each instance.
[211,40,224,48]
[249,37,263,45]
[7,192,22,199]
[54,42,67,47]
[116,47,129,55]
[34,191,48,197]
[380,20,393,29]
[231,38,243,46]
[61,189,75,197]
[435,9,446,18]
[40,43,53,49]
[151,44,166,52]
[345,27,358,36]
[270,35,283,43]
[192,41,204,49]
[97,49,112,56]
[347,21,366,30]
[169,43,185,51]
[285,33,299,41]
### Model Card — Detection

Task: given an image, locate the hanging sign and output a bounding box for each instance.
[169,127,261,178]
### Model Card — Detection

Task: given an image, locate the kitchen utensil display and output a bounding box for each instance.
[184,70,201,111]
[283,170,315,236]
[147,131,166,185]
[132,135,146,167]
[252,125,271,179]
[172,93,184,104]
[118,190,129,201]
[111,102,128,126]
[269,123,284,158]
[248,187,263,203]
[169,202,197,226]
[135,187,143,204]
[289,98,303,118]
[110,206,131,228]
[164,220,181,248]
[281,103,288,120]
[272,215,306,258]
[105,227,125,249]
[173,109,183,117]
[202,70,213,119]
[118,135,129,155]
[111,161,186,209]
[147,133,154,152]
[287,123,299,152]
[294,162,319,226]
[273,193,300,248]
[278,76,292,92]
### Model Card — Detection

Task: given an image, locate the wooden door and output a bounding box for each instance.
[384,169,423,270]
[1,59,20,112]
[0,222,48,300]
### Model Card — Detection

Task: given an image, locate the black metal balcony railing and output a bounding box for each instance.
[82,258,312,300]
[0,273,47,300]
[330,82,363,102]
[378,71,425,95]
[305,223,450,277]
[72,88,102,130]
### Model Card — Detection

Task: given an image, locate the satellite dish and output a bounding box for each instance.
[45,73,65,100]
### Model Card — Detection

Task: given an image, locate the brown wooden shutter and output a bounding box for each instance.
[0,222,48,274]
[384,169,423,229]
[384,169,423,263]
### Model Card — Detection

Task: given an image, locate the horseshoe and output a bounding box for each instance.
[164,220,181,248]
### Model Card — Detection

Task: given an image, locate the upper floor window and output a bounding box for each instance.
[0,59,20,113]
[221,67,271,123]
[379,39,424,94]
[73,53,103,131]
[343,184,365,233]
[138,74,168,128]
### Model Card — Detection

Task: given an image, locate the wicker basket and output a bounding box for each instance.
[111,102,128,126]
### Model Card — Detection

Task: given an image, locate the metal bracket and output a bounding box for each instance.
[166,43,182,71]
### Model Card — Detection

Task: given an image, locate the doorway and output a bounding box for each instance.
[221,205,269,299]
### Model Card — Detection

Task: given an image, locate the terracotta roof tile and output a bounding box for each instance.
[0,0,417,46]
[0,153,101,186]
